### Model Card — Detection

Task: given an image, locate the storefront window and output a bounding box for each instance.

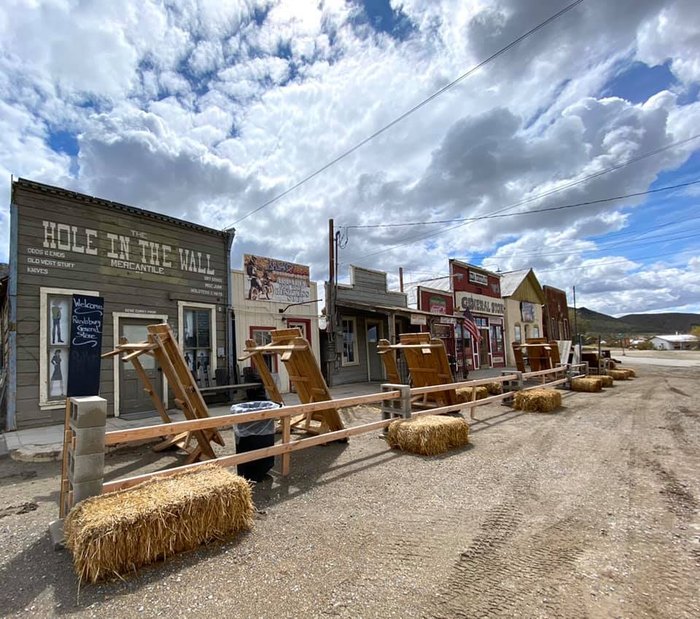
[46,295,70,401]
[250,327,277,373]
[183,306,214,386]
[490,324,504,355]
[514,325,522,343]
[341,317,358,366]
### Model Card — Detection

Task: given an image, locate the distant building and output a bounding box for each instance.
[542,285,570,341]
[500,269,545,366]
[650,334,699,350]
[450,260,505,371]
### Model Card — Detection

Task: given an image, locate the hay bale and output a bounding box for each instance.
[513,388,562,413]
[571,377,603,392]
[608,369,629,381]
[65,465,253,583]
[599,375,614,388]
[621,368,636,378]
[387,415,469,456]
[456,385,489,403]
[485,381,504,395]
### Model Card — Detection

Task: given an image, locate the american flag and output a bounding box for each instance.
[462,307,482,343]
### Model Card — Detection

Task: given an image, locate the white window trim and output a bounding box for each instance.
[39,286,99,410]
[113,312,169,418]
[177,301,217,376]
[341,316,359,367]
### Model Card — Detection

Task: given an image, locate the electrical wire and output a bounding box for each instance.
[341,177,700,230]
[223,0,585,228]
[339,135,700,266]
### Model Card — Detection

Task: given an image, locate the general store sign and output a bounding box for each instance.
[455,291,505,316]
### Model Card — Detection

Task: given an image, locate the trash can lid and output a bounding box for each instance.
[230,400,282,413]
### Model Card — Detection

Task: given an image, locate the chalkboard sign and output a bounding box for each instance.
[66,295,105,397]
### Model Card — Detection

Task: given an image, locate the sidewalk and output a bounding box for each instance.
[0,368,510,462]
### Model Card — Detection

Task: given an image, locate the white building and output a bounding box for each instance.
[649,334,699,350]
[232,255,321,393]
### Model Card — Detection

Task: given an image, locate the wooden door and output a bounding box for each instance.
[366,320,384,381]
[119,318,162,416]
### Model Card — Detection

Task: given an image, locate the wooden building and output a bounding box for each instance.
[500,269,546,366]
[542,285,570,341]
[4,178,234,430]
[231,256,321,393]
[450,260,505,370]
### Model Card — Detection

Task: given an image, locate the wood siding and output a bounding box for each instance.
[336,266,407,308]
[12,180,230,428]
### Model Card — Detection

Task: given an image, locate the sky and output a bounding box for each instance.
[0,0,699,317]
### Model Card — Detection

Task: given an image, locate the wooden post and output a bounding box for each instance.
[58,399,72,518]
[281,416,291,476]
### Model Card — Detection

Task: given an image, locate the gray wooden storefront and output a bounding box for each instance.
[6,178,234,430]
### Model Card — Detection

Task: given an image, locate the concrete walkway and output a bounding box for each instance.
[0,368,511,461]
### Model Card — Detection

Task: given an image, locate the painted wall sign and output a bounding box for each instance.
[243,254,310,303]
[25,219,225,298]
[429,295,447,314]
[469,271,488,286]
[455,291,505,316]
[410,314,427,326]
[66,295,104,397]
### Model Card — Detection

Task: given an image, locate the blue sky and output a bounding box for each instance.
[0,0,699,316]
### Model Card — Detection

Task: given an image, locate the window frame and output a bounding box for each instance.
[341,316,359,367]
[514,324,522,344]
[178,301,217,385]
[39,286,99,409]
[249,326,279,373]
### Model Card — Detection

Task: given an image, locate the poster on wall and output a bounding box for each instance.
[243,254,310,303]
[521,301,536,323]
[66,295,105,397]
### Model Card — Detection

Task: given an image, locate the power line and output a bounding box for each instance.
[339,135,700,266]
[342,178,700,229]
[224,0,585,228]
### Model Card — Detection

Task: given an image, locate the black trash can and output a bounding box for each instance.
[230,401,281,482]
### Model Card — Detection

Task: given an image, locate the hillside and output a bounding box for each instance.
[569,307,700,336]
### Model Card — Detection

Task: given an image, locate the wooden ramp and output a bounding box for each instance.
[377,333,459,408]
[102,323,223,463]
[240,328,344,435]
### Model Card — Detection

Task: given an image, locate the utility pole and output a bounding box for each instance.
[399,267,404,292]
[325,219,336,386]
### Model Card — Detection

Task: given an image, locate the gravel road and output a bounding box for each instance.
[1,363,698,618]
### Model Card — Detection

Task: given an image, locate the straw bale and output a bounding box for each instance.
[513,388,561,413]
[571,377,603,392]
[608,369,629,381]
[387,415,469,456]
[65,465,253,583]
[599,375,614,388]
[456,386,488,403]
[485,381,504,395]
[622,368,636,378]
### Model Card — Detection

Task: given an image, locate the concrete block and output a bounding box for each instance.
[71,479,104,504]
[69,451,105,483]
[48,519,66,550]
[69,396,107,429]
[380,384,412,421]
[71,426,107,455]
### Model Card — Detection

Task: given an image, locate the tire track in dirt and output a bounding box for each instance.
[645,458,698,521]
[428,506,587,619]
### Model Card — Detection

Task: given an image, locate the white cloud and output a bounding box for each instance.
[0,0,699,315]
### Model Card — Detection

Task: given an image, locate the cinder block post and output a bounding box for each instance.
[380,384,412,426]
[68,396,107,507]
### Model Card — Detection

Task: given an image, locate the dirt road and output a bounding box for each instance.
[1,363,698,618]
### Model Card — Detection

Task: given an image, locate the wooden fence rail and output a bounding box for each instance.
[101,366,579,493]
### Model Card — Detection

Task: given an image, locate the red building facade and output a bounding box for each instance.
[450,260,505,371]
[542,285,570,341]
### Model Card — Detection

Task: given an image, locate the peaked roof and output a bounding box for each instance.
[499,268,545,303]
